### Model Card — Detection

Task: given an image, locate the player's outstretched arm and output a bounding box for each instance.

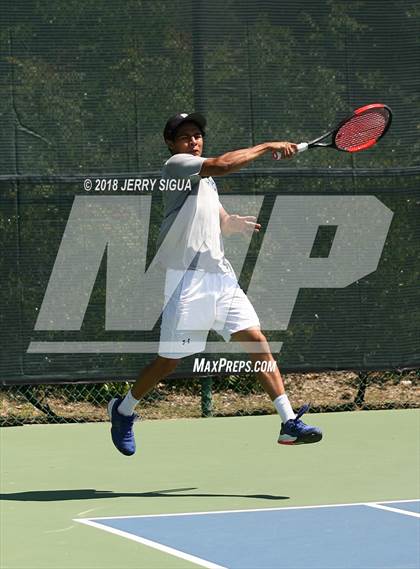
[200,141,297,177]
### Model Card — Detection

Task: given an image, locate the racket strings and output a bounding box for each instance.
[335,109,389,151]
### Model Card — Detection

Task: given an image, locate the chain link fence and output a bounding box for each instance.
[1,369,418,426]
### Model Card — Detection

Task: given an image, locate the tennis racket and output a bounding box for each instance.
[272,103,392,160]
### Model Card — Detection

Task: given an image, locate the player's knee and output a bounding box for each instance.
[258,330,268,343]
[156,356,179,374]
[247,329,267,344]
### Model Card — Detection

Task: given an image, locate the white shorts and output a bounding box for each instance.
[158,269,260,359]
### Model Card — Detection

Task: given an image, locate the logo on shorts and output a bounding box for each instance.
[182,338,191,345]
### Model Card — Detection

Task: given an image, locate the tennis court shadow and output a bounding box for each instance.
[0,488,289,502]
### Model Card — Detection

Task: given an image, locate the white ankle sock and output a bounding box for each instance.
[117,390,139,416]
[273,394,296,423]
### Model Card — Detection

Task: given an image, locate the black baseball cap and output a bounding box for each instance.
[163,112,206,141]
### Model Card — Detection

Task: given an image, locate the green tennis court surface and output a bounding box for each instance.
[1,409,419,568]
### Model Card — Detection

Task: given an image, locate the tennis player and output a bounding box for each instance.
[108,112,322,455]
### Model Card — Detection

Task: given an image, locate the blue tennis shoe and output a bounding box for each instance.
[278,404,322,445]
[108,397,137,456]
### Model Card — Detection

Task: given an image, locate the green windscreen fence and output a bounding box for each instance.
[1,0,419,385]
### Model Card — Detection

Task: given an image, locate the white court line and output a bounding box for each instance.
[74,498,420,522]
[74,518,227,569]
[366,503,420,519]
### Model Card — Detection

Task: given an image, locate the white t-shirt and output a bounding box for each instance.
[157,153,233,273]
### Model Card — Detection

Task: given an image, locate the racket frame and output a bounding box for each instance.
[306,103,393,151]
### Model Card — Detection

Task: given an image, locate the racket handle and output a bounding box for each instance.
[272,142,308,161]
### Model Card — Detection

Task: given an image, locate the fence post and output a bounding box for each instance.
[354,372,370,407]
[20,385,59,420]
[201,376,213,417]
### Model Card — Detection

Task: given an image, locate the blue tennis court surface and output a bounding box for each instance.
[76,500,420,569]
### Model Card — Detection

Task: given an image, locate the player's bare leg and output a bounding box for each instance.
[231,327,322,445]
[231,327,285,399]
[131,356,179,400]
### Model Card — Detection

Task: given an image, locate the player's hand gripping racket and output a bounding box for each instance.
[272,103,392,160]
